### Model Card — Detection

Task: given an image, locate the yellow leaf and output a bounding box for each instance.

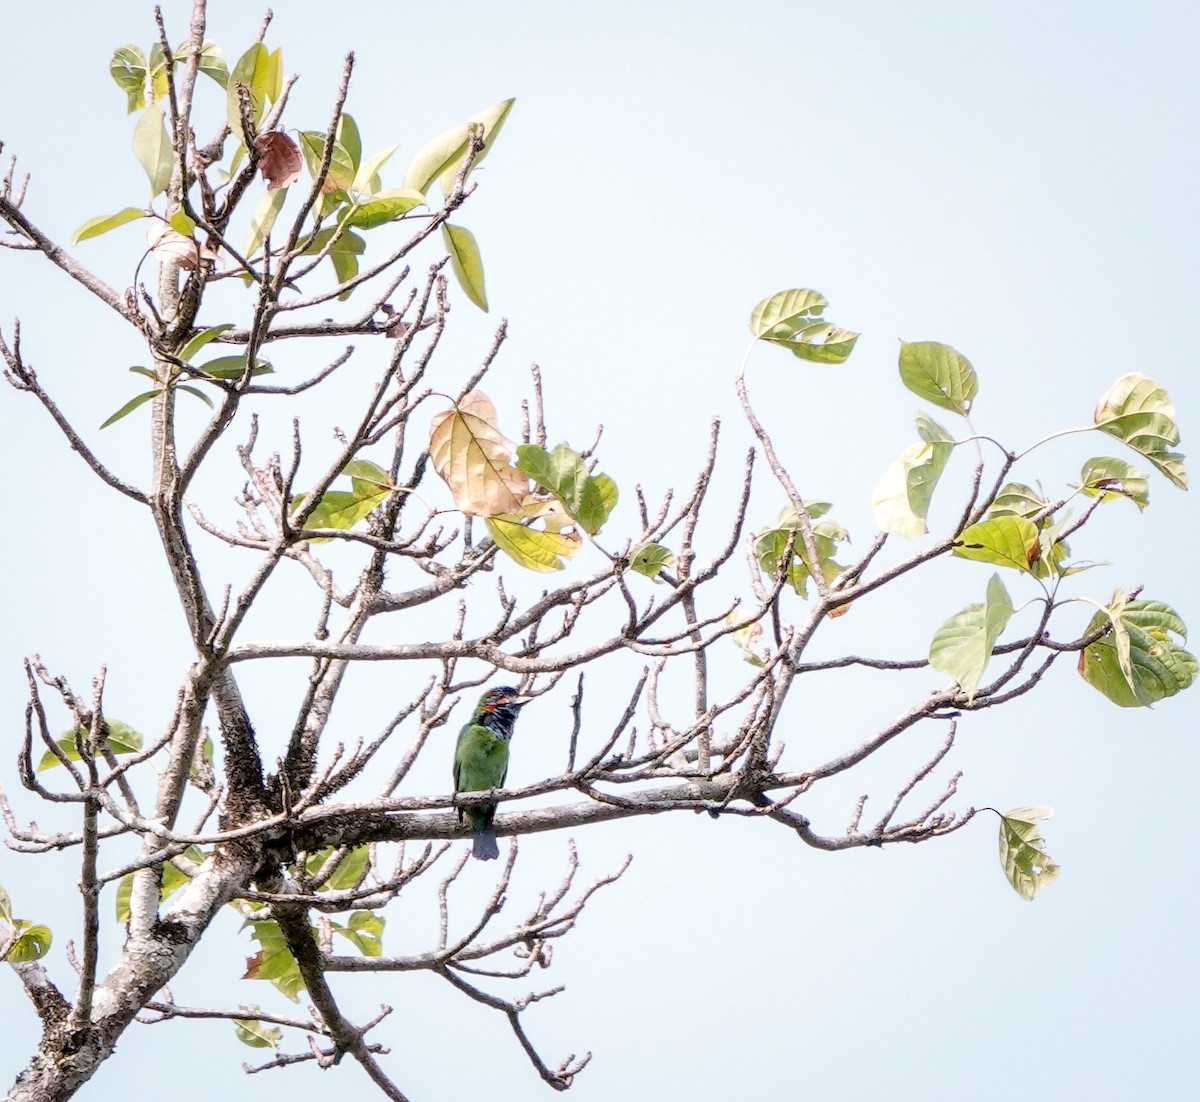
[486,515,581,571]
[428,390,528,516]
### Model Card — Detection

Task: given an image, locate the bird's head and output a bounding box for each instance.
[472,686,530,729]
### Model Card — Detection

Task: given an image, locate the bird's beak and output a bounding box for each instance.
[512,695,533,708]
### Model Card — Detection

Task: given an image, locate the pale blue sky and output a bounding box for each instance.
[1,2,1197,1100]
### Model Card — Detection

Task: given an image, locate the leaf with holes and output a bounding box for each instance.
[630,542,675,579]
[1093,373,1187,489]
[748,289,858,363]
[999,807,1060,901]
[1078,457,1150,510]
[1078,597,1196,707]
[332,910,385,957]
[2,921,52,963]
[486,514,582,572]
[233,1012,282,1050]
[754,502,850,598]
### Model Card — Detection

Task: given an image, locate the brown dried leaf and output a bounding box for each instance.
[429,390,529,516]
[146,223,218,271]
[254,130,302,190]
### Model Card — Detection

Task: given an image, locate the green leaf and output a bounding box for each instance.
[872,413,956,536]
[243,186,287,259]
[442,223,487,311]
[330,233,365,298]
[898,341,978,416]
[337,114,362,174]
[133,104,174,198]
[193,354,273,380]
[486,515,578,572]
[178,384,215,408]
[305,845,370,892]
[2,921,52,963]
[226,43,276,139]
[292,461,395,539]
[514,443,617,534]
[951,515,1039,573]
[748,289,827,337]
[577,474,618,535]
[343,188,426,229]
[1079,597,1196,707]
[1093,373,1188,489]
[1078,457,1150,510]
[629,542,675,579]
[178,324,235,363]
[343,459,396,496]
[403,98,516,196]
[233,1012,282,1049]
[168,210,196,237]
[295,487,390,538]
[178,38,228,88]
[39,719,143,772]
[146,42,170,103]
[110,45,150,112]
[754,503,849,597]
[72,207,146,244]
[115,846,204,923]
[298,131,357,193]
[985,483,1069,579]
[727,612,766,666]
[998,807,1060,901]
[300,227,367,297]
[0,884,11,924]
[332,910,385,956]
[242,919,304,1001]
[748,289,858,363]
[353,143,400,195]
[928,574,1014,700]
[101,388,161,429]
[988,482,1049,523]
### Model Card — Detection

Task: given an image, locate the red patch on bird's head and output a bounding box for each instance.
[482,686,521,711]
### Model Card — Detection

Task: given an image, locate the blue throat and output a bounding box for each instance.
[480,705,522,741]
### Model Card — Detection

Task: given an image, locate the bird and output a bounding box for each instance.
[453,686,530,860]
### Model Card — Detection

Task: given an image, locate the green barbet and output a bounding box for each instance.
[453,686,529,860]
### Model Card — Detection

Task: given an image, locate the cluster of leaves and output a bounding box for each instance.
[111,841,380,1047]
[0,884,52,964]
[428,390,621,572]
[102,324,272,427]
[76,35,513,428]
[290,460,396,539]
[241,849,383,1003]
[745,290,1194,718]
[740,288,1193,898]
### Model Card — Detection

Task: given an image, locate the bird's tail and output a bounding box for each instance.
[471,827,500,861]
